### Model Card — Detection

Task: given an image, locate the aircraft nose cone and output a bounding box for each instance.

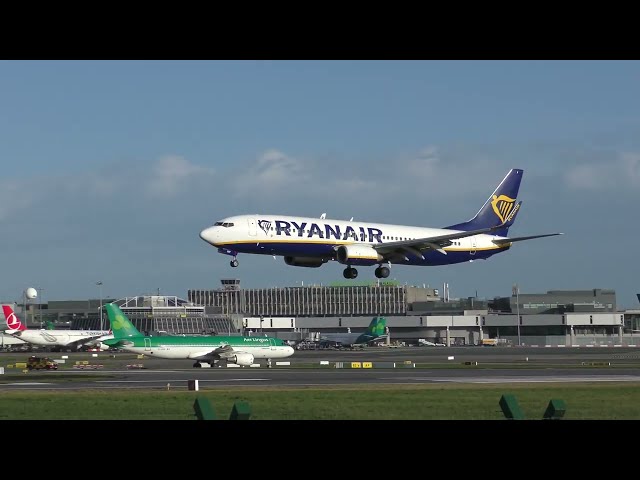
[286,346,295,356]
[199,227,217,245]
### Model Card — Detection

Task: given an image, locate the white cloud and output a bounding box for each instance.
[87,174,122,196]
[565,164,605,189]
[384,147,503,200]
[146,155,215,197]
[621,153,640,186]
[0,180,36,221]
[406,146,441,178]
[565,152,640,190]
[334,178,378,192]
[233,149,311,197]
[232,146,508,208]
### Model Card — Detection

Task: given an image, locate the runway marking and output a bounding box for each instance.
[434,376,640,383]
[1,382,54,386]
[95,378,269,383]
[382,375,640,384]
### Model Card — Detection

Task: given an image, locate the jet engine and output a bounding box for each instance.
[284,256,327,268]
[227,353,255,366]
[336,245,384,265]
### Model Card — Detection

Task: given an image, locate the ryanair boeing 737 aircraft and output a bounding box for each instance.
[199,169,562,279]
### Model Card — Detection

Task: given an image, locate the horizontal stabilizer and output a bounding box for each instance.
[492,233,563,245]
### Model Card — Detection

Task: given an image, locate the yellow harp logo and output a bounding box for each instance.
[491,194,516,223]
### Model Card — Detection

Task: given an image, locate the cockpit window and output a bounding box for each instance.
[214,221,234,227]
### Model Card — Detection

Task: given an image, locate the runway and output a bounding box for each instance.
[1,346,640,391]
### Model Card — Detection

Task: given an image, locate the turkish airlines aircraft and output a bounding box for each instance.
[2,305,112,351]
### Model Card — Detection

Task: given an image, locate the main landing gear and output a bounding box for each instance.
[375,266,390,278]
[343,266,358,279]
[343,265,391,279]
[230,257,239,267]
[193,361,214,368]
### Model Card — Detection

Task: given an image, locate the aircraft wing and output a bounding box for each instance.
[190,343,237,361]
[492,233,563,245]
[65,335,114,350]
[372,222,511,259]
[103,338,134,348]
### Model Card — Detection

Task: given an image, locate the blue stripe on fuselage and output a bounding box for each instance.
[217,242,509,266]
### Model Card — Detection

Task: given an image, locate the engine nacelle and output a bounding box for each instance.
[284,256,327,268]
[336,245,384,265]
[228,353,255,366]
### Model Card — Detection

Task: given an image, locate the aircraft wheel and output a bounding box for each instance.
[343,267,358,279]
[193,362,201,368]
[230,259,239,267]
[379,266,390,278]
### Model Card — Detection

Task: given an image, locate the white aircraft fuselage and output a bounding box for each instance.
[11,329,112,348]
[199,169,562,279]
[201,215,507,266]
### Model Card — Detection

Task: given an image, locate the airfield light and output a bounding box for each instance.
[513,284,521,346]
[96,281,103,330]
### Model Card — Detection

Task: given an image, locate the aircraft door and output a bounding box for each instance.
[470,236,477,256]
[269,337,276,351]
[248,218,257,236]
[144,338,151,351]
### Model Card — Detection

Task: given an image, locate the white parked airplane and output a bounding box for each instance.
[318,317,388,348]
[2,305,113,351]
[199,169,562,279]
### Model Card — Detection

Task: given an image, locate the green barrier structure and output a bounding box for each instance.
[543,399,566,420]
[194,397,217,420]
[499,394,525,420]
[229,401,252,420]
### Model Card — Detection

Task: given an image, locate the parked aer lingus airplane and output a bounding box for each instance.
[199,169,562,279]
[318,316,387,348]
[103,303,294,368]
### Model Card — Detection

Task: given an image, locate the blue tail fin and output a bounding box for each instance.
[444,168,523,236]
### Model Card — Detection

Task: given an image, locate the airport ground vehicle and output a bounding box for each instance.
[27,356,58,370]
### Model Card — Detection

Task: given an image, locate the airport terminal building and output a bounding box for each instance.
[188,280,640,347]
[3,280,640,348]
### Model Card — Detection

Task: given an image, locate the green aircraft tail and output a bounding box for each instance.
[370,316,386,336]
[358,316,387,343]
[104,303,142,339]
[45,320,55,330]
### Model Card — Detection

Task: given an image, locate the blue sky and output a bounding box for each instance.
[1,60,639,308]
